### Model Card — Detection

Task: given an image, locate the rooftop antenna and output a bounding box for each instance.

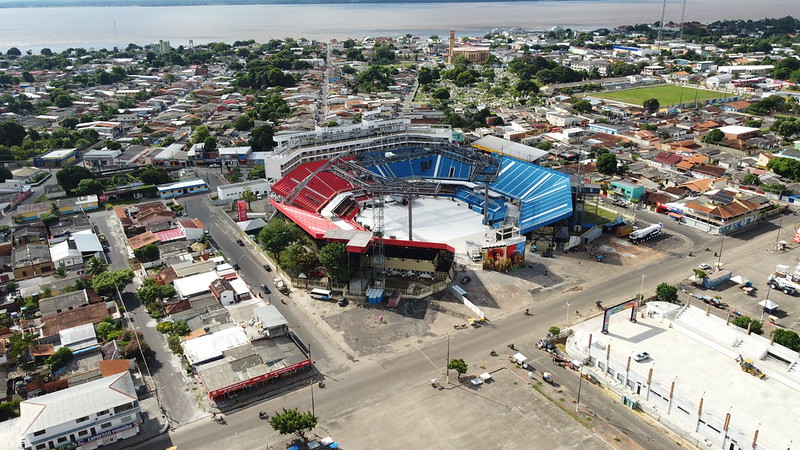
[678,0,687,40]
[656,0,667,51]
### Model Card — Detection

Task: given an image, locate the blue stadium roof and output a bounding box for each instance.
[490,156,573,234]
[364,149,573,234]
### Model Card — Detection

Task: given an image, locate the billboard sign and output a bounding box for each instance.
[237,200,248,222]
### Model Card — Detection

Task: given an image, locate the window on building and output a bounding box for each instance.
[35,444,46,450]
[114,403,133,414]
[76,416,90,423]
[100,422,112,429]
[33,430,46,436]
[97,410,109,416]
[57,437,67,443]
[78,430,88,437]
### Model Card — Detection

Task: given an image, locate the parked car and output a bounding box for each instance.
[634,352,650,362]
[261,284,271,294]
[461,276,471,285]
[232,262,240,270]
[262,264,272,272]
[337,298,349,307]
[236,239,245,246]
[698,263,711,270]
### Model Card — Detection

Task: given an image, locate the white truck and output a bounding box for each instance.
[628,222,663,244]
[768,264,800,295]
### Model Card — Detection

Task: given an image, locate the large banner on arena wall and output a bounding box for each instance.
[482,237,526,272]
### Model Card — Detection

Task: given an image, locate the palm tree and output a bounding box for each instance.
[54,263,68,279]
[85,256,108,277]
[241,189,257,210]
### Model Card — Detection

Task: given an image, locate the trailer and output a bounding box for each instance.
[767,264,800,295]
[628,222,663,244]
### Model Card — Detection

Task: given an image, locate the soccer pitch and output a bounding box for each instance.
[590,85,727,107]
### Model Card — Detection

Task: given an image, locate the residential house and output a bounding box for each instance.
[83,149,122,169]
[13,244,54,280]
[12,371,142,450]
[651,152,682,169]
[609,180,645,202]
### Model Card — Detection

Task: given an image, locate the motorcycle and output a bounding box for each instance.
[259,411,269,420]
[490,350,498,356]
[318,380,325,389]
[524,309,532,316]
[212,413,226,425]
[595,301,603,310]
[507,343,515,350]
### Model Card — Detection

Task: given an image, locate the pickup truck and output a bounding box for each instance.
[274,278,290,295]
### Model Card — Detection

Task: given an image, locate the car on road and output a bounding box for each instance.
[208,164,220,168]
[633,352,650,362]
[461,276,471,285]
[337,298,349,307]
[698,263,711,270]
[232,262,240,270]
[236,239,245,246]
[262,264,272,272]
[261,284,271,294]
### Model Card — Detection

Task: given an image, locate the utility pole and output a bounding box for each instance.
[445,334,450,384]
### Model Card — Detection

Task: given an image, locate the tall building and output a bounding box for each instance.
[448,29,455,65]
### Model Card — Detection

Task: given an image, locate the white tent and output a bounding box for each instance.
[758,299,779,310]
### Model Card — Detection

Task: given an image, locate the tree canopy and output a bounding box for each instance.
[655,282,678,303]
[268,408,318,440]
[318,242,349,282]
[596,153,618,175]
[447,358,469,379]
[258,220,303,262]
[91,269,134,297]
[642,98,660,114]
[56,166,94,193]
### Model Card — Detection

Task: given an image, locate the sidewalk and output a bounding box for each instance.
[102,396,170,450]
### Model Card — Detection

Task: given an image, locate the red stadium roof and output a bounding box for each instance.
[272,160,357,212]
[271,199,366,240]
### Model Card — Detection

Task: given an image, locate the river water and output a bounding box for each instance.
[1,0,798,52]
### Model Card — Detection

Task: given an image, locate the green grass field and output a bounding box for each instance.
[590,85,727,107]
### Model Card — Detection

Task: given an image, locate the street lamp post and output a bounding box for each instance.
[717,233,725,268]
[639,274,646,302]
[565,301,571,327]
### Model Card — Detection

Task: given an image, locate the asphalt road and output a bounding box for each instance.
[180,196,350,377]
[93,210,205,425]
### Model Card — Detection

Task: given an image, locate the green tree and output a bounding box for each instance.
[642,98,660,114]
[743,173,761,186]
[85,256,108,277]
[136,279,176,305]
[536,141,553,151]
[8,332,36,361]
[447,358,469,379]
[46,347,74,372]
[250,125,275,152]
[269,408,318,440]
[704,128,724,143]
[54,94,73,108]
[204,136,218,153]
[21,71,34,83]
[280,242,319,275]
[258,219,302,262]
[92,269,134,297]
[231,115,254,131]
[137,165,171,185]
[596,153,617,175]
[548,326,561,336]
[133,243,160,262]
[0,121,26,147]
[693,268,707,279]
[731,316,763,335]
[0,166,12,182]
[318,242,349,282]
[95,318,121,342]
[432,88,450,100]
[53,263,68,279]
[655,282,678,303]
[0,398,21,421]
[771,329,800,351]
[241,189,257,210]
[55,166,94,193]
[193,125,211,144]
[75,178,104,196]
[571,99,593,113]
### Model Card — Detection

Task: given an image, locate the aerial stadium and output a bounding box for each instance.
[267,120,574,296]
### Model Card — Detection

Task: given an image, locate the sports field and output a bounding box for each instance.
[590,85,727,107]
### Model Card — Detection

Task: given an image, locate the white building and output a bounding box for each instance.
[216,179,270,201]
[2,371,142,450]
